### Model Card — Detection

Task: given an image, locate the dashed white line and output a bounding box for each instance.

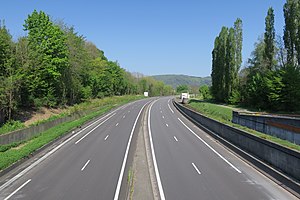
[160,110,162,113]
[192,163,202,175]
[116,123,119,127]
[81,160,90,171]
[128,110,130,113]
[4,179,31,200]
[174,136,178,142]
[177,118,242,173]
[123,115,126,119]
[104,135,109,141]
[75,113,116,144]
[168,103,174,113]
[166,124,169,127]
[0,102,130,192]
[162,116,165,119]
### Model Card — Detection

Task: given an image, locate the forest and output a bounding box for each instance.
[0,10,173,124]
[211,0,300,112]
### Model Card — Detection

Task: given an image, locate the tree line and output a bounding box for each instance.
[0,10,173,124]
[211,0,300,112]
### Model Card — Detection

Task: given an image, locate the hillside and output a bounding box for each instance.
[152,74,211,88]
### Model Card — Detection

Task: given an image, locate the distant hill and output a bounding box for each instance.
[152,74,211,88]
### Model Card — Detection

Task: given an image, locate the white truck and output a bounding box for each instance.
[180,93,189,104]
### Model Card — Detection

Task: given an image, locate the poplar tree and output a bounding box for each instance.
[264,7,275,70]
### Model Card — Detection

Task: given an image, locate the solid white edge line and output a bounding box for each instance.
[4,179,31,200]
[113,102,149,200]
[104,135,109,141]
[75,113,116,144]
[0,102,129,192]
[148,100,166,200]
[174,136,178,142]
[81,160,90,171]
[168,103,174,113]
[192,163,201,175]
[177,118,242,174]
[168,99,170,103]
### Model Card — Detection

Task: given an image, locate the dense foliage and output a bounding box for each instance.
[211,19,243,104]
[211,1,300,112]
[0,10,172,124]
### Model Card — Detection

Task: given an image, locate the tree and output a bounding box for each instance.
[234,18,243,73]
[23,10,69,107]
[211,27,228,102]
[199,85,211,100]
[264,7,276,70]
[0,21,20,121]
[225,28,236,102]
[176,85,189,93]
[283,0,298,66]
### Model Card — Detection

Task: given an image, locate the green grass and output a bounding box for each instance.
[188,99,232,123]
[187,99,300,152]
[0,121,25,135]
[0,95,144,171]
[0,95,145,135]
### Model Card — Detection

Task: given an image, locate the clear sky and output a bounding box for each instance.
[1,0,286,77]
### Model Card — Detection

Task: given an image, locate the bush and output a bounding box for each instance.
[0,120,25,135]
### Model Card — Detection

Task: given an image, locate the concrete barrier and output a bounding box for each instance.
[173,101,300,184]
[0,110,93,145]
[232,111,300,145]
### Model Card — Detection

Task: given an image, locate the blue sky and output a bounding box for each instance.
[1,0,285,77]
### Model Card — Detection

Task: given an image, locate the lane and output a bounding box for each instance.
[149,97,297,200]
[0,98,151,200]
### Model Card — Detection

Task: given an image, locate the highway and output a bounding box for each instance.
[0,98,152,200]
[148,97,297,200]
[0,97,297,200]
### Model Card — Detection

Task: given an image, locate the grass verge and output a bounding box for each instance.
[187,99,300,152]
[0,95,144,171]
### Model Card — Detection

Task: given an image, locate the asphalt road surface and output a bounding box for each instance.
[0,98,152,200]
[148,97,297,200]
[0,97,298,200]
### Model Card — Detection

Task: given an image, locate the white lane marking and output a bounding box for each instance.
[0,108,120,192]
[162,116,165,119]
[128,110,130,113]
[75,113,116,144]
[160,110,162,113]
[81,160,90,171]
[116,123,119,127]
[123,115,126,119]
[192,163,202,175]
[177,118,242,174]
[4,179,31,200]
[148,100,166,200]
[166,124,169,127]
[113,101,150,200]
[168,103,174,113]
[104,135,109,141]
[168,99,170,103]
[174,136,178,142]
